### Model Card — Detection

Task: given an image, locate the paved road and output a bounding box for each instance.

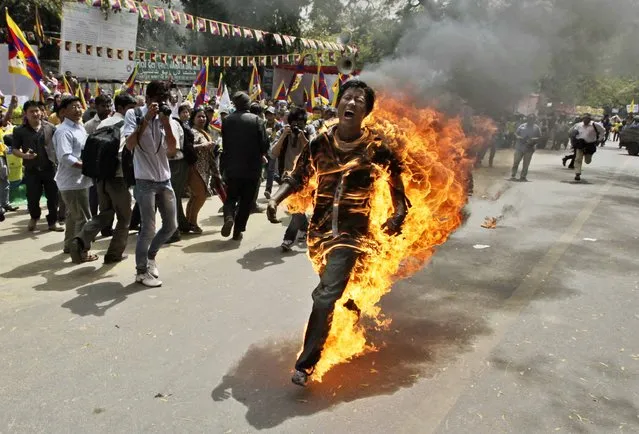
[1,143,638,433]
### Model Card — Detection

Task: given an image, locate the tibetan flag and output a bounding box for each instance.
[170,10,182,25]
[124,64,138,94]
[310,77,317,108]
[316,65,330,105]
[274,80,287,102]
[84,81,92,101]
[216,73,224,99]
[76,86,87,110]
[330,77,341,107]
[193,59,208,109]
[153,7,165,22]
[6,10,47,92]
[111,0,121,11]
[210,115,222,132]
[139,3,151,20]
[287,55,306,97]
[197,17,207,32]
[125,0,137,14]
[34,6,45,48]
[210,21,220,36]
[248,63,262,101]
[304,89,312,114]
[185,14,195,30]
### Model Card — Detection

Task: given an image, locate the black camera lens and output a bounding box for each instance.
[159,104,172,117]
[292,125,301,135]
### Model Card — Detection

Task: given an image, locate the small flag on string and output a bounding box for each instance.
[221,23,230,37]
[124,0,137,13]
[243,28,253,39]
[170,10,182,25]
[185,14,195,30]
[197,17,207,32]
[210,21,220,36]
[153,7,165,22]
[111,0,121,11]
[139,3,151,20]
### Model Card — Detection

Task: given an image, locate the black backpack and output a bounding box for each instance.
[81,121,124,180]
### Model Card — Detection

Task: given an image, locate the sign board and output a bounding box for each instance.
[0,45,38,97]
[626,104,638,113]
[60,3,138,81]
[137,59,201,83]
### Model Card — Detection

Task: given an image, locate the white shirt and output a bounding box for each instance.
[571,121,605,144]
[53,118,93,191]
[84,114,103,135]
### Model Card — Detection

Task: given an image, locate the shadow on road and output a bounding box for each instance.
[182,239,241,254]
[237,246,305,272]
[61,281,153,316]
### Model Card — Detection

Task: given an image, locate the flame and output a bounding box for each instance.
[286,95,477,381]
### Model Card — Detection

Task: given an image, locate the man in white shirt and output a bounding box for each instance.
[123,81,179,287]
[70,93,137,264]
[53,96,95,259]
[569,113,605,181]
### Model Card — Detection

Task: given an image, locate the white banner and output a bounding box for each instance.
[60,3,138,81]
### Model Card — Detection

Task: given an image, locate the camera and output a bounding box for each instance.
[159,104,172,117]
[291,125,301,136]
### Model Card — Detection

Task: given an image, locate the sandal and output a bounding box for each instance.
[81,253,99,263]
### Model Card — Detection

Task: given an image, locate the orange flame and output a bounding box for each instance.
[287,95,476,381]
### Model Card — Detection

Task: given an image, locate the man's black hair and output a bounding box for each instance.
[146,80,170,102]
[288,106,308,124]
[337,79,375,115]
[58,96,81,110]
[114,93,136,111]
[22,100,40,113]
[232,91,251,111]
[249,102,263,116]
[94,94,111,106]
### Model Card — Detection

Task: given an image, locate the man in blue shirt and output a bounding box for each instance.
[53,96,95,259]
[511,114,541,182]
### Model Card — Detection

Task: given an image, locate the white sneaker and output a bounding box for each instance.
[147,259,159,278]
[136,271,162,288]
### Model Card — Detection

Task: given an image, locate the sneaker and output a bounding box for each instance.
[291,369,309,387]
[28,218,37,231]
[48,222,65,232]
[264,190,272,200]
[147,259,159,278]
[281,239,294,252]
[232,232,243,241]
[575,174,581,181]
[221,217,234,238]
[136,272,162,288]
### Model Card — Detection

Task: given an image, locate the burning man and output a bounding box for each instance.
[266,80,409,386]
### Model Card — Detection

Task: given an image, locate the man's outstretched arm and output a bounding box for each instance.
[267,143,314,223]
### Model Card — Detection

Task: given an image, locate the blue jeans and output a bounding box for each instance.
[134,180,178,274]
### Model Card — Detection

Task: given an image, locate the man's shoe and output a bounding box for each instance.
[28,218,37,231]
[232,232,243,241]
[250,205,265,214]
[101,228,114,238]
[519,177,529,182]
[575,174,581,181]
[281,239,294,252]
[508,176,517,182]
[221,217,234,238]
[190,224,204,235]
[561,157,567,167]
[3,204,18,212]
[165,233,181,244]
[48,222,65,232]
[568,163,574,169]
[291,369,309,387]
[104,254,128,264]
[136,272,162,288]
[0,212,5,222]
[264,190,271,200]
[69,238,85,264]
[147,259,159,278]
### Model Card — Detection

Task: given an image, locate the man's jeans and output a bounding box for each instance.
[134,180,177,274]
[295,247,361,372]
[511,149,534,179]
[284,213,308,242]
[60,188,91,251]
[76,178,132,259]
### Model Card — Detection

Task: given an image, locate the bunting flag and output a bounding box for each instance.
[316,64,330,105]
[128,50,135,61]
[248,63,262,101]
[185,14,195,30]
[212,56,221,67]
[117,49,123,60]
[124,64,138,94]
[153,7,165,22]
[85,44,93,55]
[96,46,103,57]
[160,53,167,64]
[106,47,113,58]
[232,26,242,38]
[111,0,122,11]
[139,3,151,20]
[197,17,207,32]
[272,34,283,46]
[76,43,82,54]
[216,72,224,99]
[124,0,137,14]
[221,23,230,37]
[243,28,253,39]
[210,20,220,36]
[170,10,182,25]
[5,10,48,93]
[34,6,45,48]
[274,80,288,102]
[193,59,208,109]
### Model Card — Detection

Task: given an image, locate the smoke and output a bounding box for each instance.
[361,0,639,115]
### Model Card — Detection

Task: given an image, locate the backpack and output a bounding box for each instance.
[81,120,124,180]
[120,108,145,186]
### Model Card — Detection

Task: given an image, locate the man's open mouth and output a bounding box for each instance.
[344,110,355,119]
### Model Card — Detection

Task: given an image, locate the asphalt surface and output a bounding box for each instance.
[1,142,638,433]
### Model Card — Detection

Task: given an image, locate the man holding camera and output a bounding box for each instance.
[124,81,180,288]
[569,113,605,182]
[270,107,316,251]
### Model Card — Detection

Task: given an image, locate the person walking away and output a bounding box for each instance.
[263,106,283,199]
[270,107,316,251]
[69,93,137,264]
[569,113,605,182]
[602,114,611,145]
[53,96,95,257]
[166,104,193,243]
[123,80,179,287]
[185,107,223,234]
[11,101,63,232]
[510,114,541,182]
[219,92,269,241]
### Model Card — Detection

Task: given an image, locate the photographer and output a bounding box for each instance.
[124,80,180,288]
[270,107,316,251]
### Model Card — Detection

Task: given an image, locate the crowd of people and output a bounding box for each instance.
[0,78,338,288]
